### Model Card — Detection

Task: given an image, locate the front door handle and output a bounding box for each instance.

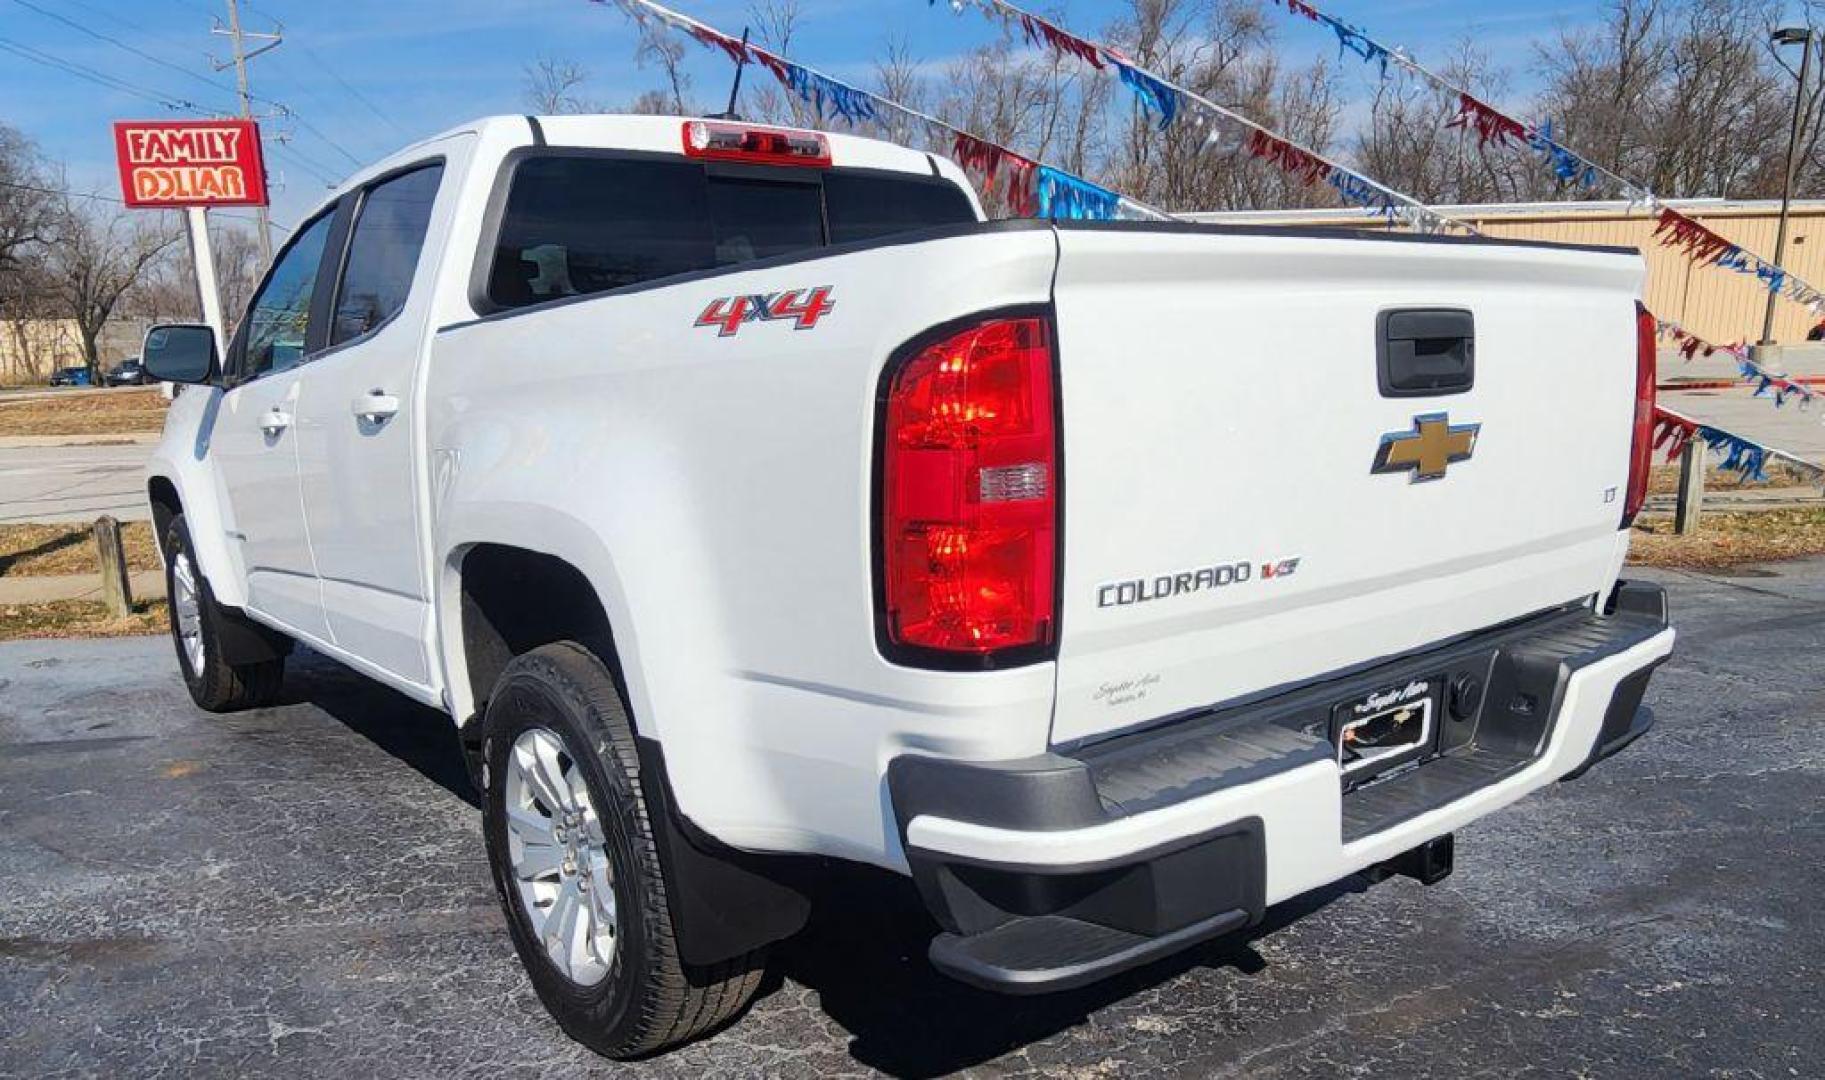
[258,408,292,436]
[352,390,400,424]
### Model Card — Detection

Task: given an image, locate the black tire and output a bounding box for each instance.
[163,513,286,712]
[481,642,764,1059]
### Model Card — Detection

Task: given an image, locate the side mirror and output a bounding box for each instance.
[142,324,219,386]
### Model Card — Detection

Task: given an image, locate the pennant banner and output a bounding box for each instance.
[951,132,1037,217]
[1246,128,1330,186]
[599,0,1167,223]
[1655,315,1822,420]
[1446,93,1528,149]
[1654,208,1735,265]
[1112,59,1180,130]
[942,0,1461,232]
[1015,11,1103,69]
[1262,0,1825,313]
[1035,166,1123,220]
[1650,410,1771,481]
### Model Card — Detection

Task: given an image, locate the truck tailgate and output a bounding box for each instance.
[1048,224,1644,746]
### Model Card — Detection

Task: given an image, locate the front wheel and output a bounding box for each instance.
[163,513,286,712]
[481,642,764,1059]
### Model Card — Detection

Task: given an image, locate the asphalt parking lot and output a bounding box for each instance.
[2,562,1822,1078]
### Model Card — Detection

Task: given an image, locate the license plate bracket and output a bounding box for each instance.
[1330,676,1441,786]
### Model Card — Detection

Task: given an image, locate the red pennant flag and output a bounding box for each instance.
[1445,93,1529,148]
[1246,129,1331,186]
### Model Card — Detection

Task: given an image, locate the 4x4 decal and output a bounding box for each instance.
[695,286,836,337]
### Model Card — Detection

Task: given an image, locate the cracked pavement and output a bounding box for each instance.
[2,561,1821,1077]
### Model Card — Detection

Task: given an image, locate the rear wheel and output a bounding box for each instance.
[163,514,286,712]
[481,642,764,1059]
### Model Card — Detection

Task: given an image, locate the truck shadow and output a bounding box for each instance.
[284,650,482,809]
[283,648,1363,1075]
[769,860,1366,1078]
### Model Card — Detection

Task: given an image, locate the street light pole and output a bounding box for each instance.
[1763,27,1814,346]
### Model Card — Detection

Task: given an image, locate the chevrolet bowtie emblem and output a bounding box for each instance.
[1372,413,1480,482]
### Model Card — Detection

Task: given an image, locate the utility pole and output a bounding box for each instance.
[213,0,282,266]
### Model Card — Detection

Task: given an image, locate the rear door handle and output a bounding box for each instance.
[258,408,292,435]
[352,390,400,424]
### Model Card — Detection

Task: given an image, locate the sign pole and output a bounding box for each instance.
[182,206,224,399]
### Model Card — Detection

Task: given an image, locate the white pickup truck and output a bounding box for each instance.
[142,114,1674,1058]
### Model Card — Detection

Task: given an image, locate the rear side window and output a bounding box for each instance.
[332,164,443,345]
[823,173,975,245]
[490,157,710,306]
[485,155,976,310]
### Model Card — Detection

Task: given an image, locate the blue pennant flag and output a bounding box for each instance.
[776,60,877,124]
[1112,60,1179,129]
[1526,123,1598,188]
[1035,166,1122,220]
[1715,246,1753,272]
[1318,14,1389,75]
[1328,168,1395,218]
[1756,261,1788,294]
[1696,425,1771,481]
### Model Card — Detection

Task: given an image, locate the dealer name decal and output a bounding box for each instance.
[1097,556,1302,609]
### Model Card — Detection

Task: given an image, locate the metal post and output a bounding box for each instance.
[93,515,133,618]
[1763,31,1813,346]
[1674,437,1706,535]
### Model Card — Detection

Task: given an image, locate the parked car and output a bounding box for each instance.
[49,366,91,387]
[105,358,148,386]
[140,114,1675,1059]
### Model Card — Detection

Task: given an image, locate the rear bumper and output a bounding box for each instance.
[887,582,1673,993]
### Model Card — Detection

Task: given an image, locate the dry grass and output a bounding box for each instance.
[0,521,162,578]
[0,599,167,641]
[1630,507,1825,568]
[0,388,169,437]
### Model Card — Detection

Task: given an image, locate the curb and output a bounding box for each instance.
[0,433,161,449]
[0,571,166,605]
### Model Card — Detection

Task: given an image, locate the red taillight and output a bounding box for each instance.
[879,316,1058,662]
[681,120,831,168]
[1623,302,1658,527]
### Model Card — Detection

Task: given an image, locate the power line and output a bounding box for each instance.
[0,178,292,232]
[0,36,203,112]
[268,141,341,188]
[62,0,159,36]
[298,43,407,136]
[8,0,240,105]
[12,0,364,180]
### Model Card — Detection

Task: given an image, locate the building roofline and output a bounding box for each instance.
[1188,196,1825,224]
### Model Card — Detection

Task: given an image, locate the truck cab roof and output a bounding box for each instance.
[323,114,975,217]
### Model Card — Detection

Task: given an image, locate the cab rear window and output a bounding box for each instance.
[485,154,975,310]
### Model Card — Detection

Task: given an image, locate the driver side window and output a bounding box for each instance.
[240,210,335,380]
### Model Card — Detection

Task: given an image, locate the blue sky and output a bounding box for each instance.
[0,0,1654,228]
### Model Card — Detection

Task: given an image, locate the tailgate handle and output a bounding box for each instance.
[1378,309,1474,397]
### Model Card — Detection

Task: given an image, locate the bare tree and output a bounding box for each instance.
[126,221,265,334]
[1535,0,1794,199]
[524,55,605,114]
[743,0,811,126]
[43,197,181,381]
[872,37,931,150]
[636,25,696,114]
[0,123,53,276]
